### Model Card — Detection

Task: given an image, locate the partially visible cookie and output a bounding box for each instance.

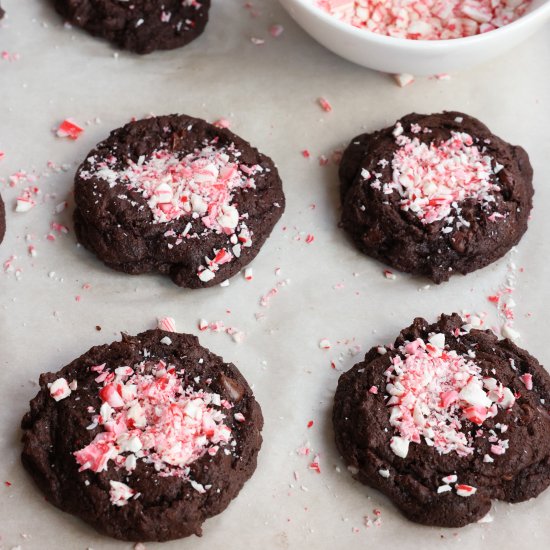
[52,0,210,54]
[333,313,550,527]
[340,112,534,283]
[21,329,263,541]
[0,4,4,20]
[73,114,285,288]
[0,193,5,243]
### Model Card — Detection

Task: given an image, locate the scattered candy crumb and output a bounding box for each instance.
[56,119,84,140]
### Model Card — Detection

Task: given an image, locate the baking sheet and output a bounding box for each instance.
[1,1,550,549]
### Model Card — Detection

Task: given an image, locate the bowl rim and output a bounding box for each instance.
[283,0,550,50]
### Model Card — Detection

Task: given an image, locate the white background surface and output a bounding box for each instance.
[1,1,550,549]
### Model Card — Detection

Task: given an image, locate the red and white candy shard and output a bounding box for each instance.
[56,119,84,140]
[49,378,72,401]
[109,480,135,507]
[316,0,532,40]
[319,338,331,350]
[15,187,38,213]
[157,316,176,332]
[370,125,500,231]
[81,142,261,282]
[519,373,533,390]
[72,360,234,505]
[384,333,516,459]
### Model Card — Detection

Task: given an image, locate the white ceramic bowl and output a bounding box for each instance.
[279,0,550,75]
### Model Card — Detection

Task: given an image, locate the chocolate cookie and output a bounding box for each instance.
[21,329,263,541]
[340,112,533,283]
[333,314,550,527]
[0,4,4,20]
[0,193,5,243]
[73,115,285,288]
[52,0,210,54]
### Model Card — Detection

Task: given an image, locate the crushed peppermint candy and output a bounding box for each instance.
[319,338,331,350]
[80,142,259,282]
[390,436,409,458]
[269,24,285,37]
[394,73,415,87]
[456,483,477,497]
[442,474,457,483]
[157,317,176,332]
[368,125,500,231]
[213,118,231,129]
[384,334,516,458]
[196,319,245,343]
[49,378,72,401]
[309,454,321,473]
[74,360,233,502]
[56,119,84,140]
[519,373,533,391]
[502,323,521,342]
[318,97,333,112]
[315,1,532,40]
[489,249,521,341]
[437,473,473,496]
[15,186,39,213]
[109,480,136,507]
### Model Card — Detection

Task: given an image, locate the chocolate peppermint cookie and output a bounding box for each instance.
[21,329,263,541]
[340,112,534,283]
[52,0,210,54]
[0,193,5,243]
[73,114,285,288]
[333,313,550,527]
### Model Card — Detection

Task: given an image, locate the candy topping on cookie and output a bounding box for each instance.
[83,143,261,282]
[374,127,499,228]
[74,360,233,492]
[109,480,136,507]
[456,484,477,497]
[384,335,515,458]
[85,145,258,226]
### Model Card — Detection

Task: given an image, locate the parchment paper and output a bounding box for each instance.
[1,1,550,549]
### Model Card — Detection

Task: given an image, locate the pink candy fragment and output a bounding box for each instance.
[456,484,477,497]
[394,73,415,87]
[269,24,285,37]
[519,373,533,390]
[319,338,331,350]
[74,360,233,496]
[81,143,259,283]
[373,126,499,230]
[56,119,84,140]
[49,378,71,401]
[15,186,39,213]
[157,317,176,332]
[385,334,517,459]
[318,97,333,113]
[109,480,135,507]
[213,118,231,129]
